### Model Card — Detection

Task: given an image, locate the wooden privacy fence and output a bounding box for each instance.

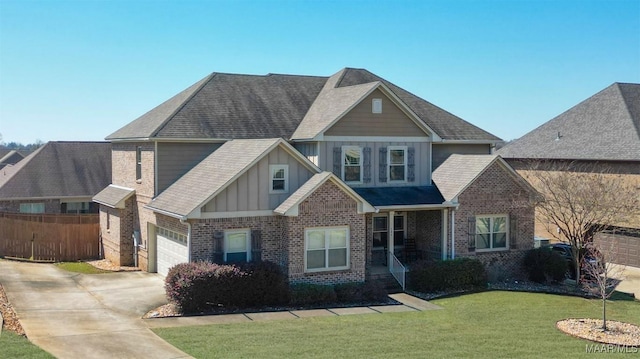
[0,212,100,262]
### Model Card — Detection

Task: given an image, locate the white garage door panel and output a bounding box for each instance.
[157,228,188,276]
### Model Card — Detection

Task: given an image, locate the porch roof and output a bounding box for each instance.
[353,186,446,208]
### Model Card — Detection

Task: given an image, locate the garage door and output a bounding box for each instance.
[157,227,188,276]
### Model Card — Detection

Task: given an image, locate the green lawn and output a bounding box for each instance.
[0,331,54,358]
[153,291,640,358]
[55,261,109,274]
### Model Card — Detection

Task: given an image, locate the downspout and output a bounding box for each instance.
[450,209,456,259]
[180,217,192,262]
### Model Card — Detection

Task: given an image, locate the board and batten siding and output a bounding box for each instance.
[325,89,427,137]
[318,141,431,187]
[202,147,315,212]
[431,143,492,171]
[156,142,222,195]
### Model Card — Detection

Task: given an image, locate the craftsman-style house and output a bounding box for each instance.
[94,68,536,285]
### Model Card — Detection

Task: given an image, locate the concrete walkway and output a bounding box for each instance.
[145,292,442,329]
[0,259,191,359]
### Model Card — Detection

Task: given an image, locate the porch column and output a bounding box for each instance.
[441,209,448,260]
[388,210,395,270]
[450,209,456,259]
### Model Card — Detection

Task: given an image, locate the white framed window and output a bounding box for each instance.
[372,214,405,248]
[224,229,251,263]
[372,98,382,114]
[476,215,508,251]
[136,146,142,181]
[305,226,349,272]
[19,203,45,214]
[342,146,362,183]
[269,165,289,193]
[388,146,407,182]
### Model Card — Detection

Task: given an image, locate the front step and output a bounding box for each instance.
[367,272,403,294]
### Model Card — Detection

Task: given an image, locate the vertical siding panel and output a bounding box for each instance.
[237,172,249,210]
[216,189,227,212]
[258,157,269,209]
[248,165,259,211]
[226,180,238,211]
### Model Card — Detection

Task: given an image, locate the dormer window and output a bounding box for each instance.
[269,165,289,193]
[372,98,382,114]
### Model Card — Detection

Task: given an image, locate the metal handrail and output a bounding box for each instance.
[389,252,406,290]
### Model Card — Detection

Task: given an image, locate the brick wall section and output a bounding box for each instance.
[455,162,535,280]
[286,180,366,285]
[99,196,136,266]
[416,210,443,260]
[0,199,61,213]
[190,216,285,266]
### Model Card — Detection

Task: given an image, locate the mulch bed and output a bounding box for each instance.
[557,319,640,347]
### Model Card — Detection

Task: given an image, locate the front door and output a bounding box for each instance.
[372,213,405,265]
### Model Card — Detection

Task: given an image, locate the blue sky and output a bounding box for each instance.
[1,0,639,144]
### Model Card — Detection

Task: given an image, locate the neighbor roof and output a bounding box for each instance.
[433,154,529,202]
[0,142,112,200]
[0,150,25,169]
[107,68,501,142]
[498,83,640,161]
[146,138,318,218]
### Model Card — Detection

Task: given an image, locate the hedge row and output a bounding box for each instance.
[522,247,567,283]
[408,258,487,292]
[165,261,388,313]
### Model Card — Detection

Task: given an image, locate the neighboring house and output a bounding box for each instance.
[94,68,536,285]
[499,82,640,267]
[0,141,112,214]
[0,149,27,170]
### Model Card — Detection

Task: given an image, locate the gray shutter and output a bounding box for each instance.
[333,147,341,177]
[251,230,262,262]
[363,147,371,183]
[379,147,387,182]
[212,231,224,263]
[509,215,517,250]
[468,217,476,252]
[407,147,415,182]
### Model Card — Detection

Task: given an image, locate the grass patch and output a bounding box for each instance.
[153,291,640,358]
[0,331,54,358]
[55,262,109,274]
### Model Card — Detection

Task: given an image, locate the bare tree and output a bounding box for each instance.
[519,160,640,282]
[581,240,625,331]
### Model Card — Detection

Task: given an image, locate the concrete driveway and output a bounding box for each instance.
[0,259,191,359]
[611,264,640,298]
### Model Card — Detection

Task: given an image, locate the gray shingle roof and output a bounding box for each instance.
[93,185,135,209]
[146,138,287,218]
[498,83,640,161]
[432,154,500,202]
[106,68,501,142]
[0,150,25,170]
[0,142,112,200]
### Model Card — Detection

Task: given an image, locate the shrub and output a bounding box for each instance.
[289,283,337,306]
[165,261,288,313]
[334,281,388,303]
[408,258,487,292]
[523,248,567,283]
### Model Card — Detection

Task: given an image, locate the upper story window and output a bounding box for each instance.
[342,146,362,183]
[372,98,382,114]
[20,203,44,214]
[476,215,508,251]
[269,165,289,193]
[388,146,407,182]
[136,146,142,181]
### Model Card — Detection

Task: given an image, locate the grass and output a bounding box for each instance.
[153,291,640,358]
[55,261,109,274]
[0,331,54,358]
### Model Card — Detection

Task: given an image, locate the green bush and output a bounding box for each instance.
[334,281,388,303]
[408,258,487,292]
[165,261,289,313]
[289,283,337,305]
[523,248,567,283]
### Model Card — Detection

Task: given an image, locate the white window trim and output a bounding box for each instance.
[224,229,252,262]
[341,146,363,184]
[304,226,350,272]
[475,214,509,252]
[136,146,143,182]
[387,145,408,183]
[372,98,382,114]
[269,164,289,194]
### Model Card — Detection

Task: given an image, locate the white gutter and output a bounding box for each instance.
[376,203,456,211]
[451,209,456,259]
